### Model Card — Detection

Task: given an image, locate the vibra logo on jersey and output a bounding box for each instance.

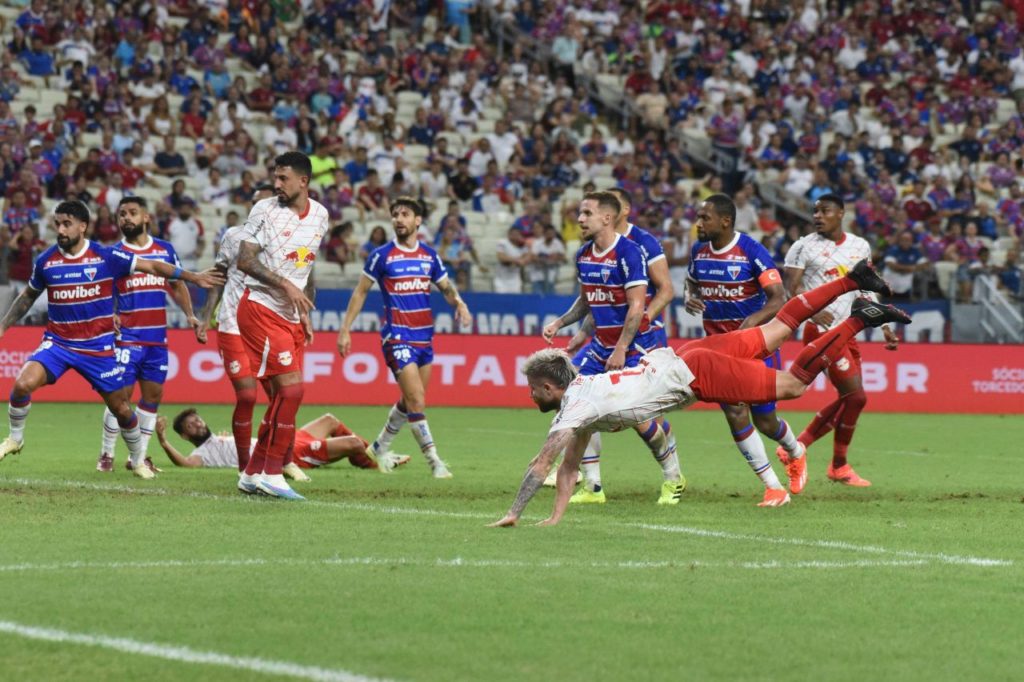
[284,247,315,268]
[51,284,102,301]
[125,273,165,289]
[392,279,430,292]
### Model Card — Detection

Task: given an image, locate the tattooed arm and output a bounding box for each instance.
[489,428,576,528]
[606,284,645,371]
[539,429,591,526]
[0,286,43,339]
[236,240,313,315]
[436,276,471,326]
[542,295,590,344]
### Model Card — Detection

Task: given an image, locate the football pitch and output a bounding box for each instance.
[0,402,1019,682]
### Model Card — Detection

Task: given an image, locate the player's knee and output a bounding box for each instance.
[235,386,258,407]
[752,412,780,436]
[842,388,868,410]
[777,374,807,400]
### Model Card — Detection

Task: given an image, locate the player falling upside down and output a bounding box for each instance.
[337,196,471,479]
[96,196,205,475]
[541,191,685,505]
[0,200,222,476]
[685,194,804,506]
[490,258,907,527]
[235,151,328,500]
[782,194,900,488]
[155,409,409,471]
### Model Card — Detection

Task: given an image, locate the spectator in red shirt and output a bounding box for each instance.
[356,169,388,219]
[902,180,936,224]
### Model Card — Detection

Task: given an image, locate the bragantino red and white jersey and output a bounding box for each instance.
[785,231,873,331]
[214,226,247,335]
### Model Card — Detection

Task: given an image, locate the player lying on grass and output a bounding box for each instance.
[491,259,909,527]
[155,408,410,476]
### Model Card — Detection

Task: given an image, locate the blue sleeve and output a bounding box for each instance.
[742,237,778,280]
[638,230,664,262]
[28,252,46,291]
[620,241,647,286]
[687,242,701,279]
[430,248,447,283]
[363,245,385,281]
[104,246,136,279]
[162,241,183,268]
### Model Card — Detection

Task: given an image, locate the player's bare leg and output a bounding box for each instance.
[1,361,48,460]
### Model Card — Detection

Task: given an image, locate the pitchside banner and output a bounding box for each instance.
[0,328,1020,414]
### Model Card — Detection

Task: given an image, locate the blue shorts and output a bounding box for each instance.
[719,348,782,414]
[29,340,124,394]
[116,344,169,386]
[383,341,433,375]
[573,336,658,376]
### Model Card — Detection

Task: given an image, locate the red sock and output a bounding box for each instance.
[244,413,273,476]
[790,318,866,384]
[232,387,257,472]
[262,383,304,476]
[832,389,867,468]
[776,278,858,329]
[798,396,843,447]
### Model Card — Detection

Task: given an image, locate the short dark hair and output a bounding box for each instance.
[391,195,425,217]
[583,191,621,217]
[607,186,632,209]
[118,196,147,211]
[274,151,312,178]
[54,200,90,224]
[172,408,197,436]
[817,193,845,210]
[704,193,736,227]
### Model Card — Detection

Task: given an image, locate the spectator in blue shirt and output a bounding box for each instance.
[883,230,928,299]
[343,147,369,184]
[999,249,1021,299]
[19,36,54,77]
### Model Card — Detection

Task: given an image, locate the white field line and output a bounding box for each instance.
[1,477,1014,568]
[0,555,934,573]
[0,619,394,682]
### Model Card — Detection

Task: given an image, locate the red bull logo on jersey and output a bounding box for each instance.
[392,278,431,292]
[284,246,316,268]
[51,283,102,301]
[824,264,850,280]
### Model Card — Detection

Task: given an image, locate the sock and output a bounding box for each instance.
[261,383,303,476]
[100,406,119,456]
[789,318,867,384]
[245,405,274,476]
[407,412,441,465]
[231,386,257,472]
[771,418,801,457]
[136,400,158,460]
[776,278,858,329]
[832,389,867,468]
[373,401,408,453]
[733,424,784,489]
[581,432,602,491]
[8,392,30,443]
[798,397,843,447]
[638,420,681,480]
[118,412,145,467]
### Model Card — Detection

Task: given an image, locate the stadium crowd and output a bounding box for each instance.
[0,0,1022,303]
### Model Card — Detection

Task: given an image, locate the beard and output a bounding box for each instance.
[277,190,298,207]
[119,221,145,240]
[56,233,81,251]
[191,425,212,446]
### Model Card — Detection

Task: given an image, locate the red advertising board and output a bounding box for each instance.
[1,328,1021,414]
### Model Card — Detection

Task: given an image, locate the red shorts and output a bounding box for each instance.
[675,328,777,405]
[293,429,329,468]
[237,292,305,378]
[802,322,861,383]
[216,330,252,379]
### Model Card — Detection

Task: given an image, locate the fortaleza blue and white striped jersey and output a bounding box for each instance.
[28,240,136,356]
[623,223,667,330]
[688,232,781,335]
[363,240,447,347]
[113,236,181,346]
[576,234,650,349]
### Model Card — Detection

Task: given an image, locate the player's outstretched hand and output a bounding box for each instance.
[155,416,167,437]
[811,311,834,327]
[193,268,226,289]
[606,347,626,371]
[488,514,518,528]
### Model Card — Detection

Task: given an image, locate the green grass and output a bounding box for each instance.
[0,403,1020,682]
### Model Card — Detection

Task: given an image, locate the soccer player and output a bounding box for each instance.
[235,151,328,500]
[685,194,804,506]
[337,196,471,478]
[96,196,204,474]
[0,200,222,477]
[490,260,906,527]
[155,409,409,471]
[195,184,275,478]
[541,191,684,505]
[782,194,900,488]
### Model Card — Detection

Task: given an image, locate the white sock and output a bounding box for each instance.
[770,418,802,457]
[101,407,119,456]
[121,413,146,468]
[637,420,681,480]
[373,401,407,453]
[408,412,441,465]
[8,397,30,443]
[136,405,158,459]
[734,428,784,490]
[581,432,602,491]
